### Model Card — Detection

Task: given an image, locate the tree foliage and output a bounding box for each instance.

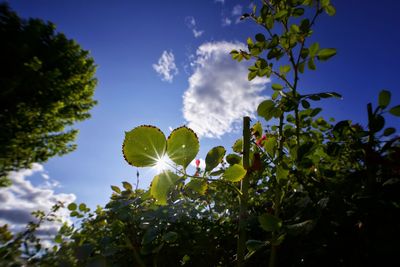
[0,3,97,185]
[1,1,400,266]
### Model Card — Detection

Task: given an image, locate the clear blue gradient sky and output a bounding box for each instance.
[6,0,400,209]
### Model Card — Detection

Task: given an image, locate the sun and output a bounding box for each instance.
[153,155,171,173]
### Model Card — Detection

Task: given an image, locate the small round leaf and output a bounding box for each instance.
[123,126,167,167]
[167,126,199,168]
[223,164,247,182]
[150,171,180,205]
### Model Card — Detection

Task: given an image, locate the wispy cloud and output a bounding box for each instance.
[152,51,179,82]
[232,4,243,16]
[214,0,225,4]
[182,41,270,138]
[222,17,232,26]
[185,16,204,38]
[0,163,76,246]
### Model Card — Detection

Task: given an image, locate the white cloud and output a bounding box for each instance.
[232,5,243,16]
[222,17,232,26]
[0,163,76,246]
[185,16,205,38]
[152,51,179,82]
[182,41,270,138]
[215,0,225,4]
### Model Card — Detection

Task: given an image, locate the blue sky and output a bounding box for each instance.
[2,0,400,229]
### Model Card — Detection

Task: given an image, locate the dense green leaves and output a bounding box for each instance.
[167,127,199,169]
[150,171,180,205]
[123,126,167,167]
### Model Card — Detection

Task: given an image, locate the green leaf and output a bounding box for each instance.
[258,213,282,232]
[321,0,330,7]
[111,185,121,194]
[67,203,77,211]
[298,62,305,73]
[263,136,277,157]
[123,125,167,167]
[223,164,247,182]
[308,58,316,70]
[150,171,180,205]
[255,33,266,42]
[272,83,284,90]
[186,178,207,195]
[122,181,132,191]
[389,105,400,116]
[274,10,288,20]
[257,100,275,121]
[276,166,289,182]
[246,240,267,252]
[248,71,257,81]
[78,203,87,212]
[379,90,391,108]
[325,5,336,16]
[301,100,310,109]
[370,115,385,133]
[309,42,319,56]
[383,127,396,136]
[279,65,291,74]
[167,126,199,169]
[232,138,243,153]
[317,48,336,61]
[54,234,62,244]
[226,154,242,165]
[162,231,178,243]
[252,121,263,137]
[205,146,226,172]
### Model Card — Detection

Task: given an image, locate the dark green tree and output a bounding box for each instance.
[0,3,97,186]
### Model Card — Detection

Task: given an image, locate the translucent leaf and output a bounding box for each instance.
[257,100,275,121]
[123,125,167,167]
[122,181,132,191]
[78,203,87,212]
[317,48,336,61]
[309,42,319,56]
[276,166,289,182]
[389,105,400,116]
[325,5,336,16]
[150,171,180,205]
[167,126,199,169]
[232,138,243,153]
[263,136,277,157]
[252,121,263,137]
[272,83,283,90]
[111,185,121,194]
[205,146,226,172]
[258,213,282,232]
[186,178,207,195]
[223,164,247,182]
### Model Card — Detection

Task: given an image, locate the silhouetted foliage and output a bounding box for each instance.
[0,3,97,186]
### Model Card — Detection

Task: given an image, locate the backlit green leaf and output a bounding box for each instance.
[272,83,283,90]
[232,138,243,153]
[205,146,226,172]
[122,181,132,191]
[123,125,167,167]
[186,178,207,195]
[258,213,282,232]
[257,100,275,121]
[223,164,247,182]
[150,171,180,205]
[309,42,319,56]
[317,48,336,61]
[167,126,199,169]
[111,185,121,194]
